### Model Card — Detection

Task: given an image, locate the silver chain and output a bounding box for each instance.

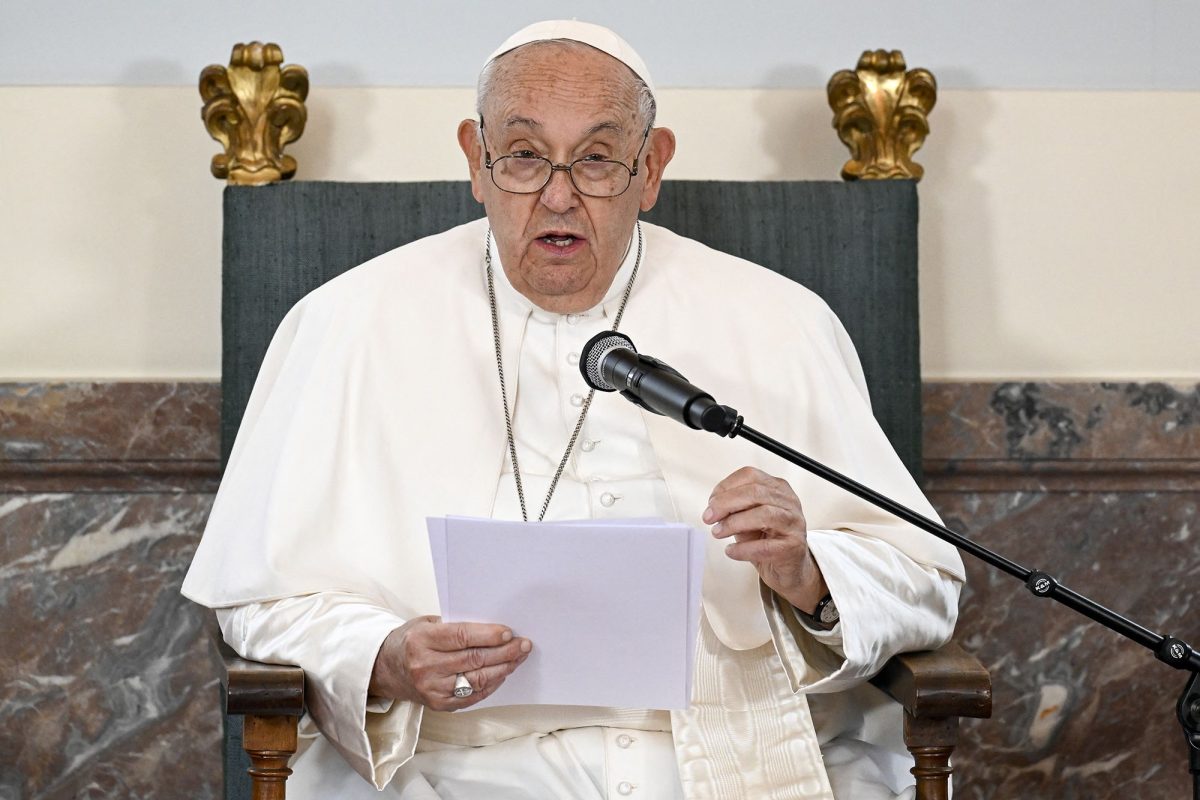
[486,223,643,522]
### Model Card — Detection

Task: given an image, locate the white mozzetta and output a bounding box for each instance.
[184,217,962,798]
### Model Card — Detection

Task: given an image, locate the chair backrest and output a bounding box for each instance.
[219,178,921,798]
[222,179,921,471]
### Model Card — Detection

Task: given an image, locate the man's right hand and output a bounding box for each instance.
[369,616,532,711]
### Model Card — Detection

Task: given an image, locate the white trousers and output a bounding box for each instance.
[286,727,683,800]
[283,725,914,800]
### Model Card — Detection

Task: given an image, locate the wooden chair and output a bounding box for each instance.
[214,178,992,800]
[201,45,992,800]
[220,629,989,800]
[220,616,991,800]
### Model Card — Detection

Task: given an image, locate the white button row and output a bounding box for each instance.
[599,492,620,507]
[580,438,598,453]
[611,730,637,796]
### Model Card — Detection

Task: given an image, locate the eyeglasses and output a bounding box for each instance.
[479,120,650,198]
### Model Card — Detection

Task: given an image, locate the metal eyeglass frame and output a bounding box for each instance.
[479,119,651,198]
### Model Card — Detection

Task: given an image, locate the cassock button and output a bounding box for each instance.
[566,314,581,325]
[600,492,618,507]
[616,782,635,796]
[570,393,585,407]
[580,439,598,452]
[567,352,580,365]
[616,733,635,748]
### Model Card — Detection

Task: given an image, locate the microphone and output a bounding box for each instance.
[579,331,741,435]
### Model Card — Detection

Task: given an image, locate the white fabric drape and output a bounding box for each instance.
[189,218,964,798]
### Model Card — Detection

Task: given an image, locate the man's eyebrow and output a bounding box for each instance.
[585,121,625,138]
[502,116,541,130]
[499,117,626,138]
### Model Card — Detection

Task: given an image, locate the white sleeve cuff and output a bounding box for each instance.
[222,593,422,790]
[767,529,961,695]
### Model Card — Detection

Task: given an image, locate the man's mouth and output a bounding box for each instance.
[534,231,586,255]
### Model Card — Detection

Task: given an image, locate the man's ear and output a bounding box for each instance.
[457,119,486,204]
[638,127,676,213]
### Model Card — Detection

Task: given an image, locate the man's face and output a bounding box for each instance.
[459,43,675,313]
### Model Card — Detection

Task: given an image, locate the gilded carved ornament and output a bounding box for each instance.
[200,42,309,185]
[827,50,936,181]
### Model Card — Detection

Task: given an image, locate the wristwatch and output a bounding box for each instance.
[795,593,839,631]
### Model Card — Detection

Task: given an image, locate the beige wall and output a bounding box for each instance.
[2,86,1197,380]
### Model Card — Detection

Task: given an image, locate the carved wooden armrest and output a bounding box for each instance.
[220,641,305,800]
[871,641,993,800]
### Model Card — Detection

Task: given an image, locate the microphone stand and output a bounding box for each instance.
[694,404,1200,795]
[579,330,1198,791]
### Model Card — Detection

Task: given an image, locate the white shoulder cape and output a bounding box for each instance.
[182,218,964,651]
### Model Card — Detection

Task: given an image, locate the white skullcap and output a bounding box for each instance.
[484,20,656,98]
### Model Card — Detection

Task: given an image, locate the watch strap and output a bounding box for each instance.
[794,593,839,631]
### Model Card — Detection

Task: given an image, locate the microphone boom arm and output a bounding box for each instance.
[720,415,1200,673]
[581,329,1200,789]
[719,408,1200,793]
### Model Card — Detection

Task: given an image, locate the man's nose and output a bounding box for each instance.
[539,166,580,213]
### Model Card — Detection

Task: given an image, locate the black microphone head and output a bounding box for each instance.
[580,330,636,391]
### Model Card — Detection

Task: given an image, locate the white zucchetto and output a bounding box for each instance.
[484,19,656,97]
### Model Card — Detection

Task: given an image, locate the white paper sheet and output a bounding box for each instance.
[427,516,705,710]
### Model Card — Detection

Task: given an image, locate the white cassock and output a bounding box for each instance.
[183,218,965,799]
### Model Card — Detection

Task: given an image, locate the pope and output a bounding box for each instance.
[184,20,965,800]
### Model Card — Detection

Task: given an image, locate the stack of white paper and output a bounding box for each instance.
[427,516,704,710]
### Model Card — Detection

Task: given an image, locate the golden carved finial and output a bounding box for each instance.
[199,42,309,185]
[827,50,936,181]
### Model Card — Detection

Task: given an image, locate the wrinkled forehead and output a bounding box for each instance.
[484,43,645,134]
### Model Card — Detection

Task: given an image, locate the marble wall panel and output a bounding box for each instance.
[0,384,222,800]
[0,492,223,800]
[925,381,1200,462]
[0,383,220,464]
[923,381,1200,799]
[938,491,1198,799]
[0,382,220,495]
[0,381,1195,799]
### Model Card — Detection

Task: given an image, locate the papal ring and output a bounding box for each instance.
[453,673,474,698]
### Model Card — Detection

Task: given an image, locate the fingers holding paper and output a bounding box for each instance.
[704,466,828,614]
[370,616,532,711]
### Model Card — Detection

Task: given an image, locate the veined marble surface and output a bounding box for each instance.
[0,381,1196,799]
[0,382,219,494]
[923,381,1200,799]
[925,381,1200,462]
[0,492,221,799]
[0,383,222,799]
[937,491,1197,798]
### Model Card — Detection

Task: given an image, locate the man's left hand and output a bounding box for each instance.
[703,466,828,613]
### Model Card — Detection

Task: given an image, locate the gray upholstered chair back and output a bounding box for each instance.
[644,181,921,474]
[222,179,920,469]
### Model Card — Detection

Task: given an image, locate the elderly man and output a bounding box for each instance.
[184,20,964,800]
